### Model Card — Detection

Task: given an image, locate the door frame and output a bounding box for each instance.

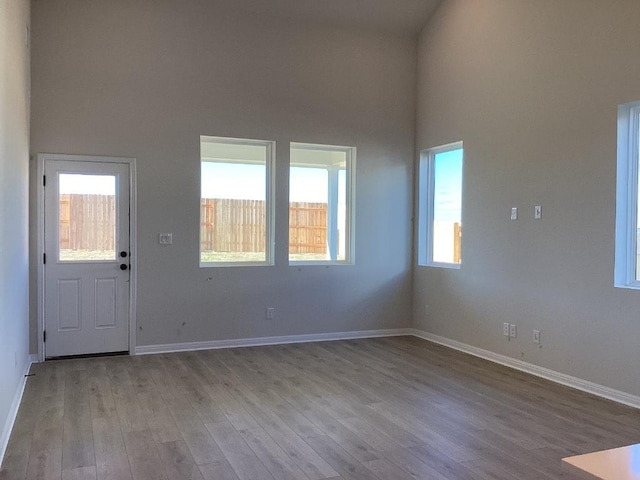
[37,153,137,361]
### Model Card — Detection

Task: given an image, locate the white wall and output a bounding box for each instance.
[0,0,30,461]
[415,0,640,396]
[30,0,416,349]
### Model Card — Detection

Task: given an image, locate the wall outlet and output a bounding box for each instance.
[509,324,517,338]
[510,207,518,220]
[159,233,173,245]
[533,329,541,344]
[266,307,275,320]
[503,323,510,337]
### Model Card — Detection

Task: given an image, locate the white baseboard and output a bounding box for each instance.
[0,354,35,467]
[410,329,640,409]
[135,328,413,355]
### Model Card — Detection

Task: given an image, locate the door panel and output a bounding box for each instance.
[95,278,117,328]
[44,159,130,358]
[57,279,81,330]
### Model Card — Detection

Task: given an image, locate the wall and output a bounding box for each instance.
[0,0,31,461]
[415,0,640,396]
[30,0,416,350]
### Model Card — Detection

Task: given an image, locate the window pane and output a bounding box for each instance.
[289,144,351,263]
[432,149,463,264]
[59,174,117,262]
[200,138,270,264]
[636,142,640,281]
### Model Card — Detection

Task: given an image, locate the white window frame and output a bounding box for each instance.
[288,142,356,265]
[615,101,640,288]
[199,135,275,267]
[417,141,463,268]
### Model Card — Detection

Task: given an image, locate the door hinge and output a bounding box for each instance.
[43,330,46,343]
[43,253,46,264]
[43,175,46,187]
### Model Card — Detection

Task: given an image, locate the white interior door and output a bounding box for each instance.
[44,159,131,358]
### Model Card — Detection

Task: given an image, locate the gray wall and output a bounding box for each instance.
[0,0,30,454]
[415,0,640,396]
[30,0,416,349]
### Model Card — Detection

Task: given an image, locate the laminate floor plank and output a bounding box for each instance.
[373,447,451,480]
[111,384,149,434]
[25,448,62,480]
[95,452,132,480]
[92,417,127,465]
[0,431,31,480]
[123,430,168,480]
[202,384,261,431]
[302,435,382,480]
[299,411,382,464]
[136,392,182,444]
[204,422,275,480]
[61,370,95,470]
[238,427,310,480]
[89,377,118,421]
[198,460,240,480]
[3,337,637,480]
[155,439,205,480]
[253,419,339,480]
[61,466,97,480]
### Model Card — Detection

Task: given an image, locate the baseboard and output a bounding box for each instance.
[0,354,35,467]
[135,328,413,355]
[410,329,640,409]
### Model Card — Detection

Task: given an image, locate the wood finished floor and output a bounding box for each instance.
[2,336,639,480]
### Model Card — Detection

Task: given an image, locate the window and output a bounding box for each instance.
[200,136,275,266]
[418,142,463,267]
[58,174,116,262]
[289,143,355,264]
[615,101,640,288]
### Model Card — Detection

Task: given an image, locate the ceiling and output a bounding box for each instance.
[213,0,444,36]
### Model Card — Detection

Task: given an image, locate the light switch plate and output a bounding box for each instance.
[534,205,542,219]
[159,233,173,245]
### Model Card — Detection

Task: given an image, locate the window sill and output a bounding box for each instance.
[417,262,461,269]
[200,262,274,268]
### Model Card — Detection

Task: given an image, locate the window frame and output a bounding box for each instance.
[615,102,640,288]
[288,142,356,266]
[199,135,276,268]
[417,141,464,269]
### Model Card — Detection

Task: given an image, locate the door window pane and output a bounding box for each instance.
[59,174,117,262]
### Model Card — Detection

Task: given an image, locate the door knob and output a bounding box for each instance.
[120,264,128,270]
[120,251,128,258]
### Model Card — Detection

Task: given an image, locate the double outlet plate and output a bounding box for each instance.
[504,322,541,344]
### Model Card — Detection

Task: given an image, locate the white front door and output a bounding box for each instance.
[44,158,131,358]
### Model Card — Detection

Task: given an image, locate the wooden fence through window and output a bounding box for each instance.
[58,195,328,254]
[200,198,327,253]
[59,194,116,251]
